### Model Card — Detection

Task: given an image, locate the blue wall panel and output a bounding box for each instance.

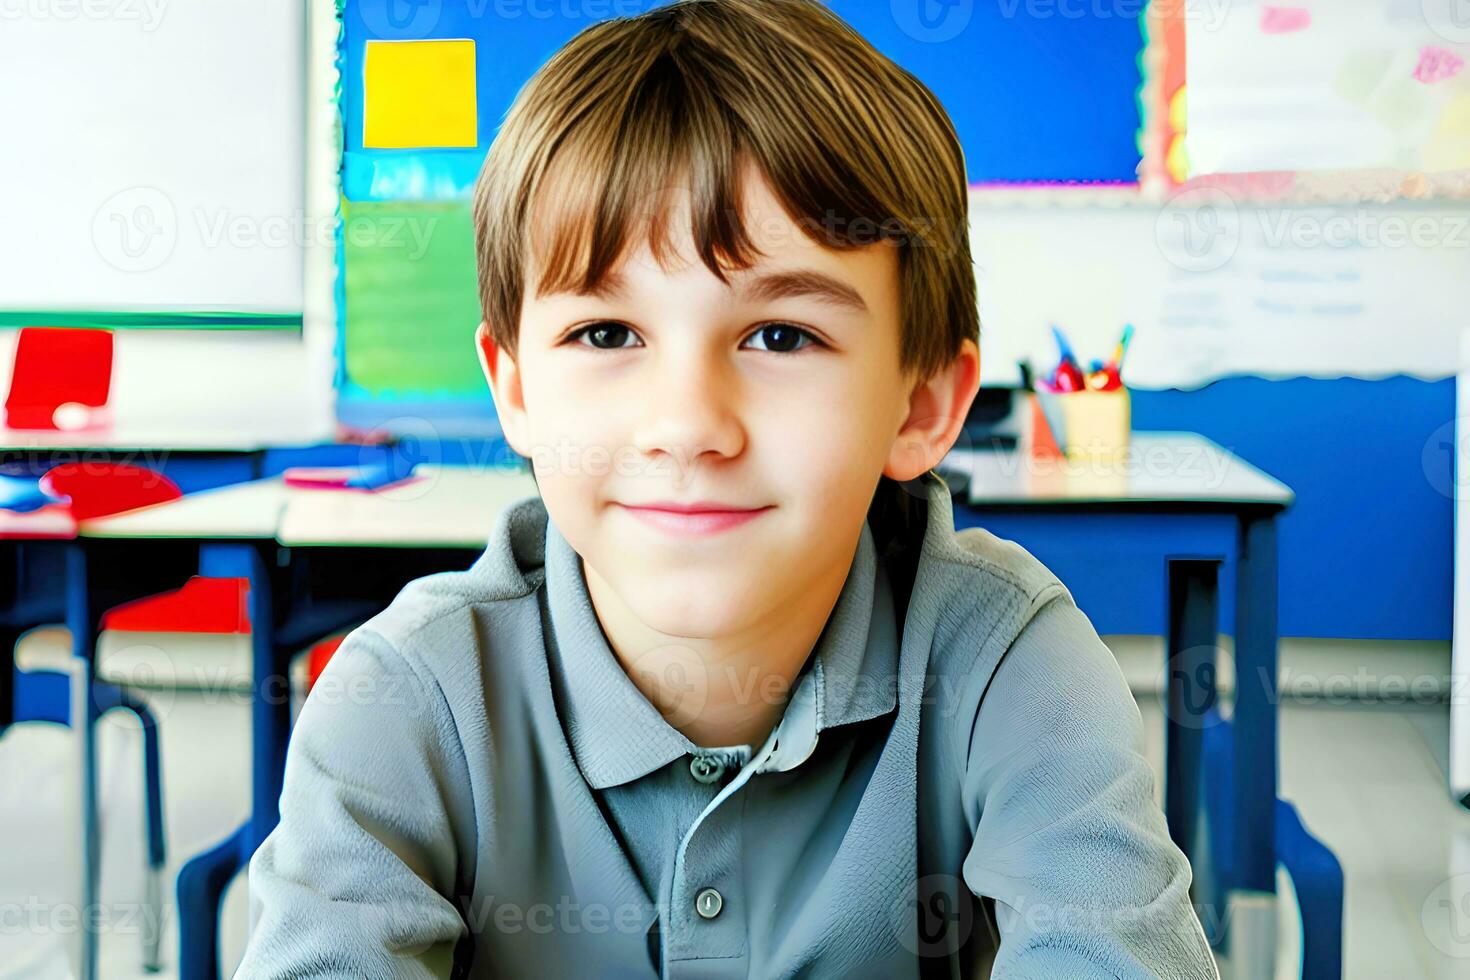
[1131,377,1454,641]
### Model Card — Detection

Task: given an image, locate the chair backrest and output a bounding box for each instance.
[4,326,115,430]
[41,462,181,521]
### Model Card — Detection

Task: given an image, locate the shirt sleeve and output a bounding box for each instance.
[235,627,473,979]
[960,589,1218,979]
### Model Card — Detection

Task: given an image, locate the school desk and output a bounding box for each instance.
[74,465,539,980]
[946,431,1312,978]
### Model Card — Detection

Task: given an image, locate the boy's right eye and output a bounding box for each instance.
[567,321,641,350]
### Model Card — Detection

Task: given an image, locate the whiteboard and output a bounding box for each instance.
[971,195,1470,389]
[0,0,305,314]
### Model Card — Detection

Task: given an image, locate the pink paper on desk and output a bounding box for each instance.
[283,465,423,492]
[1414,46,1465,84]
[1260,6,1310,34]
[283,467,356,489]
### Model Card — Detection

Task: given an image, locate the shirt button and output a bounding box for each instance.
[689,755,725,784]
[695,887,723,920]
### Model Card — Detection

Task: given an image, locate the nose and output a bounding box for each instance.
[629,345,746,480]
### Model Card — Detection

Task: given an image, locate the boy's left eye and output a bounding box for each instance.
[743,322,819,354]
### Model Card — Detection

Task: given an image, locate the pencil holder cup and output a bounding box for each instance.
[1027,388,1131,461]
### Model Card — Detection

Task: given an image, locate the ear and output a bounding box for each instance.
[476,321,531,459]
[883,338,980,482]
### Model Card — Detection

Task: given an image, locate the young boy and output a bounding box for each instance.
[240,1,1216,976]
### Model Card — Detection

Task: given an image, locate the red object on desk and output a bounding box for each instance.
[41,461,180,521]
[4,326,115,430]
[41,461,253,633]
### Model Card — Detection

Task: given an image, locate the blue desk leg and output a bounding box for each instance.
[1164,559,1221,866]
[178,542,286,980]
[175,824,249,980]
[64,544,102,980]
[1230,512,1281,971]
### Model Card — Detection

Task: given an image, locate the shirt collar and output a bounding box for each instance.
[542,484,914,791]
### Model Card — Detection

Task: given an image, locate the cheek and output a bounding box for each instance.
[517,356,623,464]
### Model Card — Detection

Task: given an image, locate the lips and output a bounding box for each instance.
[616,502,772,538]
[622,501,762,514]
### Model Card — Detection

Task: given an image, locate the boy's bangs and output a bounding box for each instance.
[526,56,893,303]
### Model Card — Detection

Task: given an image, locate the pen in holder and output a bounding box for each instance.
[1025,323,1134,461]
[1027,387,1132,461]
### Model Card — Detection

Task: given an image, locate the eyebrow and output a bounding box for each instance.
[560,268,869,314]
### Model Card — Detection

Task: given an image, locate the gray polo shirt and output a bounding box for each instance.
[239,471,1216,979]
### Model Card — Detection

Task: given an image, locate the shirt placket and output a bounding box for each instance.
[661,667,822,977]
[663,747,757,975]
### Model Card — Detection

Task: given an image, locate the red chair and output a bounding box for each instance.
[4,327,115,430]
[305,634,347,691]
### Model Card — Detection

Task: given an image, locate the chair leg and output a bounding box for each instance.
[1276,799,1344,980]
[177,822,248,980]
[108,686,167,972]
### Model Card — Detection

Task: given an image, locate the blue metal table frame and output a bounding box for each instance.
[951,495,1312,974]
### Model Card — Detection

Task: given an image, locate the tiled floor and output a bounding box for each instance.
[2,636,1468,978]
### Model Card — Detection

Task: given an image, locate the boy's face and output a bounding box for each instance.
[479,163,977,639]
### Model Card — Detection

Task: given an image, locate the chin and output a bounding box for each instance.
[620,569,763,638]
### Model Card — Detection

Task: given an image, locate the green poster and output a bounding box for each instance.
[342,197,486,396]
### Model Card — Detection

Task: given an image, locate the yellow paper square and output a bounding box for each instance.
[364,39,477,149]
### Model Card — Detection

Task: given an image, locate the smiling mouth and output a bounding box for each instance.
[615,503,773,538]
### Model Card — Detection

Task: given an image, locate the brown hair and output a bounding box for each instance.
[471,0,976,384]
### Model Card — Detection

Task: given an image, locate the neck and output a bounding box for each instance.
[583,545,855,749]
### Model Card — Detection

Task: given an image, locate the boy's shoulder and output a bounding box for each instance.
[909,501,1076,651]
[340,493,552,686]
